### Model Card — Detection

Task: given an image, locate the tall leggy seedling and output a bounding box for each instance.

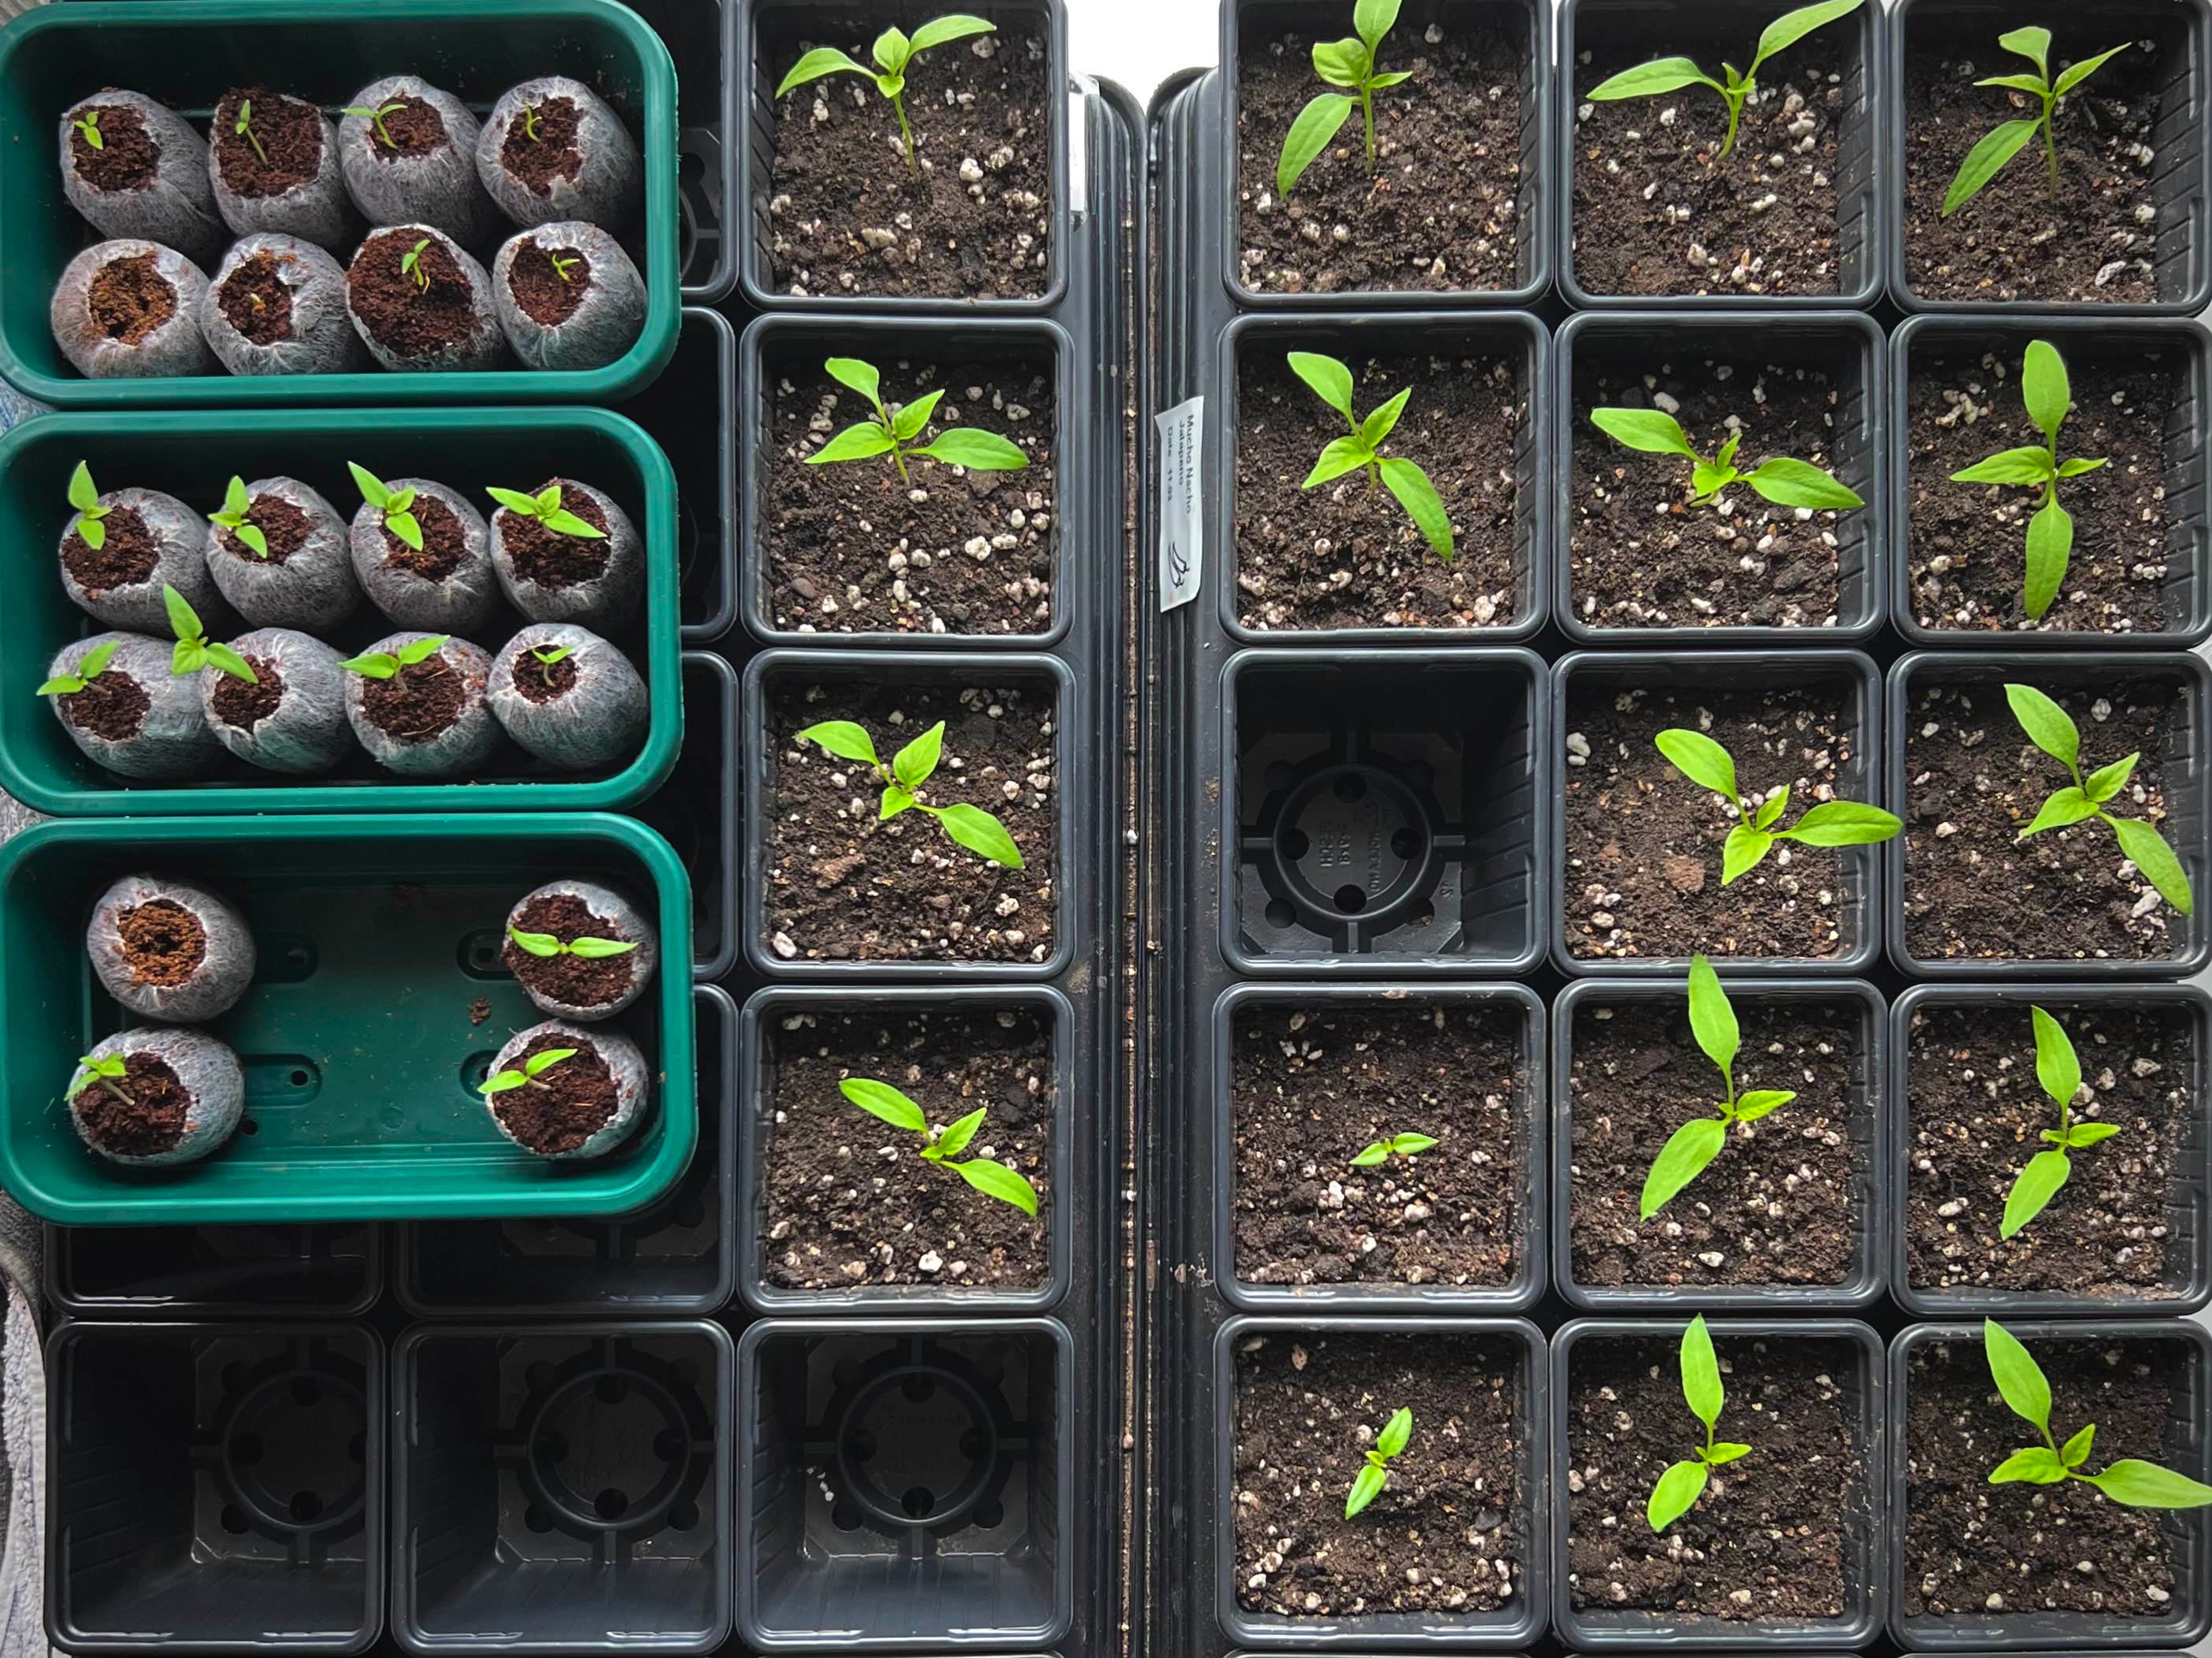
[1277,0,1412,198]
[1983,1319,2212,1507]
[1639,955,1797,1219]
[1948,340,2106,621]
[1942,29,2130,214]
[1647,1316,1751,1532]
[774,15,997,174]
[2004,682,2192,917]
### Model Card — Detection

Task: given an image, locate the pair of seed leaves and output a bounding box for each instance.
[2006,682,2193,917]
[839,1076,1040,1214]
[1948,340,2105,622]
[1653,727,1901,886]
[1640,955,1796,1221]
[1287,350,1453,560]
[506,924,638,961]
[1983,1319,2212,1507]
[1344,1404,1413,1518]
[1590,407,1863,514]
[796,718,1024,870]
[480,1045,574,1097]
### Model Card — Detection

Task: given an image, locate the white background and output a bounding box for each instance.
[1069,1,1218,105]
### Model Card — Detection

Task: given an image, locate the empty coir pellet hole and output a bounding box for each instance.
[211,655,285,730]
[1571,355,1853,629]
[1906,346,2177,636]
[216,253,298,347]
[70,1052,191,1157]
[1566,1334,1860,1619]
[498,484,608,587]
[1235,346,1521,631]
[1902,24,2166,305]
[213,88,324,196]
[1233,1328,1527,1617]
[507,247,589,327]
[87,253,175,344]
[1903,1334,2188,1618]
[365,94,448,160]
[1572,27,1850,298]
[217,494,312,567]
[118,899,207,987]
[1232,999,1527,1289]
[1236,19,1527,296]
[1568,997,1862,1289]
[764,28,1052,302]
[1903,676,2186,963]
[383,494,468,582]
[350,230,475,358]
[762,1000,1053,1289]
[62,504,156,594]
[501,891,638,1011]
[1906,1000,2198,1299]
[1563,681,1855,961]
[57,669,150,742]
[766,679,1058,965]
[499,95,582,196]
[487,1031,619,1155]
[512,651,579,705]
[767,355,1055,636]
[70,103,157,191]
[358,654,465,743]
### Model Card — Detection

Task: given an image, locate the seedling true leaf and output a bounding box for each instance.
[67,461,111,552]
[1943,29,2130,214]
[774,14,997,173]
[348,462,423,552]
[793,718,1026,869]
[838,1076,1040,1214]
[485,483,606,540]
[1653,727,1900,885]
[2005,682,2192,916]
[338,633,448,680]
[233,96,267,165]
[36,638,120,699]
[1649,1315,1751,1532]
[1345,1405,1412,1519]
[163,585,256,684]
[1639,955,1798,1219]
[209,475,270,559]
[342,100,407,149]
[1591,405,1864,513]
[1586,0,1866,161]
[1950,341,2108,620]
[1350,1130,1439,1168]
[1277,0,1415,197]
[71,109,103,151]
[479,1045,577,1097]
[1983,1319,2212,1507]
[807,357,1031,486]
[1998,1006,2120,1239]
[1287,351,1454,560]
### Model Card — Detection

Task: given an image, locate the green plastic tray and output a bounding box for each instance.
[0,0,680,406]
[0,812,695,1226]
[0,406,681,815]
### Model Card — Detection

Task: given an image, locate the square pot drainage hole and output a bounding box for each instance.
[1232,657,1537,961]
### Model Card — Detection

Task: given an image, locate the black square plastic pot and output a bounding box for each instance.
[1551,978,1891,1311]
[627,654,738,982]
[736,1316,1075,1649]
[398,985,737,1319]
[1888,316,2212,650]
[1215,312,1551,646]
[1211,981,1548,1312]
[1551,649,1887,978]
[1217,0,1553,310]
[392,1320,732,1655]
[1889,982,2212,1318]
[1213,1314,1550,1648]
[1550,1316,1886,1647]
[1556,0,1888,310]
[46,1224,381,1321]
[1887,0,2212,316]
[742,647,1076,980]
[1887,1319,2212,1649]
[1884,650,2212,978]
[626,0,739,303]
[47,1321,383,1653]
[1220,645,1548,974]
[736,0,1071,314]
[618,308,738,645]
[1553,311,1888,646]
[738,314,1077,648]
[737,982,1074,1313]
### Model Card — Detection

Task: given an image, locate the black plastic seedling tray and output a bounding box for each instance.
[617,306,740,646]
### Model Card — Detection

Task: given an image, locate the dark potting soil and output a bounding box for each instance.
[366,95,447,160]
[212,89,323,197]
[499,484,608,588]
[501,891,636,1010]
[86,252,174,344]
[1233,1328,1528,1617]
[511,650,579,705]
[761,1000,1054,1289]
[117,899,207,987]
[488,1031,619,1155]
[63,505,155,594]
[383,494,467,583]
[350,230,478,359]
[1234,21,1527,297]
[507,246,589,327]
[1906,348,2175,636]
[71,1051,191,1158]
[468,995,492,1026]
[215,252,297,347]
[1902,676,2184,963]
[767,358,1055,636]
[1572,31,1851,297]
[210,655,283,731]
[1231,999,1527,1289]
[1903,1334,2187,1618]
[1563,681,1856,962]
[217,494,312,567]
[764,29,1052,302]
[1906,1001,2197,1300]
[766,680,1058,965]
[499,96,582,196]
[70,103,156,192]
[1235,347,1521,631]
[1569,1000,1862,1289]
[1571,356,1853,629]
[1903,27,2166,305]
[1566,1334,1859,1619]
[358,654,467,744]
[58,670,149,742]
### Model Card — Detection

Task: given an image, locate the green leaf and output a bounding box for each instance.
[40,637,122,699]
[1734,1088,1795,1122]
[1287,351,1355,418]
[2024,498,2073,622]
[336,651,399,679]
[871,24,910,70]
[2082,1459,2212,1508]
[74,513,106,551]
[1346,1459,1389,1518]
[1367,70,1412,88]
[1376,1404,1412,1458]
[1654,729,1739,801]
[880,784,916,820]
[1943,117,2040,215]
[1378,457,1454,561]
[796,720,880,767]
[1350,1141,1390,1167]
[204,644,257,684]
[1990,1444,2069,1484]
[953,1155,1039,1214]
[808,421,899,465]
[162,583,200,644]
[1647,1458,1710,1532]
[1592,405,1699,458]
[1303,435,1375,490]
[1641,1116,1728,1220]
[1722,824,1776,885]
[2109,814,2193,916]
[218,475,251,519]
[1353,0,1400,50]
[1951,445,2059,486]
[2022,340,2072,439]
[479,1069,527,1095]
[523,1046,575,1078]
[893,720,945,791]
[66,461,100,514]
[507,926,564,957]
[1277,91,1354,195]
[2053,43,2130,98]
[2067,1121,2122,1147]
[2002,1147,2073,1239]
[566,936,638,959]
[1588,56,1724,101]
[385,509,423,551]
[233,521,270,559]
[825,357,882,403]
[777,45,871,97]
[930,802,1024,869]
[1310,38,1368,88]
[2061,1422,2096,1468]
[842,1077,928,1133]
[2029,1006,2082,1109]
[892,388,945,442]
[2005,682,2080,769]
[1745,457,1864,511]
[172,639,207,677]
[1690,460,1733,501]
[914,427,1031,471]
[932,1106,986,1160]
[1753,787,1789,830]
[1975,72,2053,94]
[1779,800,1903,847]
[540,508,605,538]
[2056,456,2108,478]
[1389,1132,1438,1156]
[1751,0,1863,74]
[1686,952,1738,1074]
[346,461,393,510]
[1984,1319,2053,1435]
[1999,25,2052,75]
[1704,1441,1752,1465]
[1360,388,1411,449]
[35,673,84,697]
[2022,786,2099,837]
[909,13,995,54]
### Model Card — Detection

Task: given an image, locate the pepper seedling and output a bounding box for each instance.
[1949,340,2107,621]
[338,633,447,680]
[36,638,120,700]
[506,921,637,960]
[1999,1007,2122,1240]
[341,100,407,149]
[2005,682,2192,917]
[400,237,432,293]
[1653,727,1902,884]
[808,357,1031,485]
[549,251,583,284]
[1586,0,1865,162]
[1648,1315,1751,1532]
[164,585,256,684]
[1641,955,1797,1219]
[774,14,997,174]
[1590,407,1865,513]
[794,718,1025,869]
[839,1076,1040,1214]
[1351,1130,1438,1168]
[526,644,574,687]
[68,1052,132,1103]
[71,109,103,151]
[486,482,606,540]
[1942,29,2130,214]
[1276,0,1413,197]
[1288,351,1453,560]
[479,1045,576,1097]
[233,96,267,165]
[67,461,111,551]
[1345,1405,1413,1519]
[1983,1319,2212,1506]
[209,476,270,559]
[348,462,423,552]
